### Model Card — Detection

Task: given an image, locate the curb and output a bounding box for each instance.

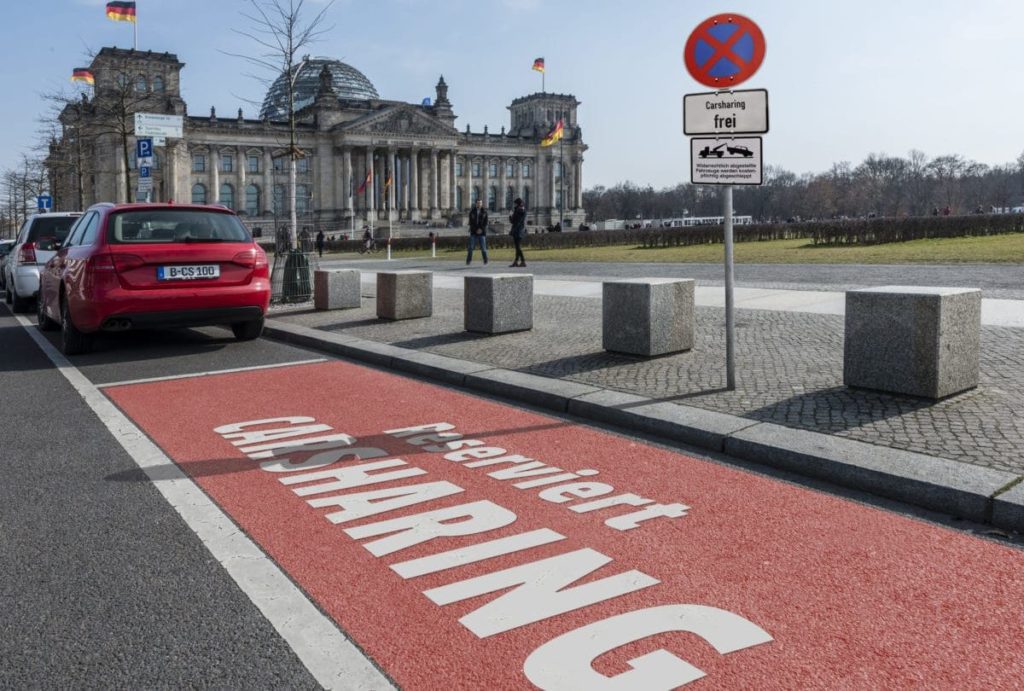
[263,319,1024,533]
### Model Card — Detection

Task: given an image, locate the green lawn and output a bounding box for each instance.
[327,232,1024,264]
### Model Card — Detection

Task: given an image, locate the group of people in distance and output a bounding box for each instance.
[466,197,527,267]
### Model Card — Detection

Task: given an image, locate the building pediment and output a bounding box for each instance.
[339,105,456,139]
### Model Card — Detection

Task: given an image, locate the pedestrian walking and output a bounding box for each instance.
[508,197,527,267]
[467,199,489,265]
[315,229,325,258]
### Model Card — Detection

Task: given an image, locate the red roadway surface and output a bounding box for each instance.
[106,360,1024,689]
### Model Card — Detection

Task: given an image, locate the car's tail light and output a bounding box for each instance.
[87,253,116,273]
[18,242,36,263]
[234,248,270,278]
[232,249,256,268]
[111,254,146,272]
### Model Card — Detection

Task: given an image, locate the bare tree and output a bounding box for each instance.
[227,0,334,249]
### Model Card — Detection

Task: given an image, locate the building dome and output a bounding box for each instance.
[259,57,379,119]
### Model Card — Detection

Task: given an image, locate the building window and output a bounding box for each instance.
[135,75,148,93]
[555,161,563,178]
[556,190,563,210]
[273,157,284,173]
[506,162,515,177]
[152,75,165,93]
[297,157,310,173]
[488,162,498,177]
[191,183,207,204]
[247,154,260,173]
[505,186,514,209]
[296,184,310,213]
[219,183,234,209]
[524,186,530,209]
[152,152,160,170]
[488,186,497,211]
[128,151,137,170]
[471,186,480,205]
[455,186,463,210]
[192,154,206,172]
[523,163,532,178]
[221,154,234,173]
[117,73,129,89]
[273,184,286,213]
[455,160,463,177]
[472,162,481,178]
[245,184,260,216]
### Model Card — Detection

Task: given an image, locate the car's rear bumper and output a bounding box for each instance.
[74,279,271,332]
[100,306,264,331]
[13,265,41,297]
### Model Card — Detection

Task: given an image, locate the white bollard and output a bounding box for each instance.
[432,239,436,258]
[387,238,392,261]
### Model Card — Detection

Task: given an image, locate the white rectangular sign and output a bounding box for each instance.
[683,89,768,135]
[690,137,763,186]
[134,112,183,139]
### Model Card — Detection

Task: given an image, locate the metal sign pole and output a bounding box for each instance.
[724,184,736,390]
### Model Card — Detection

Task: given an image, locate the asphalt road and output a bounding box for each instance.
[321,258,1024,299]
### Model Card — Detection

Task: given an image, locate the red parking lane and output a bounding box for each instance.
[105,360,1024,689]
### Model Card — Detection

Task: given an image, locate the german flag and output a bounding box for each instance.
[383,171,393,191]
[71,68,95,85]
[356,169,372,195]
[540,119,564,147]
[106,1,137,22]
[532,57,545,73]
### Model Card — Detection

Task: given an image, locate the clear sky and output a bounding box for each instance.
[3,0,1022,190]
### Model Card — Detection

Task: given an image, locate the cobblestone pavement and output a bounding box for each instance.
[275,287,1024,475]
[320,258,1024,299]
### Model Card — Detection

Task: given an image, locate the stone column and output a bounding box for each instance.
[482,157,491,211]
[464,154,472,210]
[499,158,508,211]
[429,148,440,219]
[575,157,584,208]
[365,146,375,222]
[237,147,246,213]
[448,149,457,212]
[342,147,353,215]
[401,154,410,218]
[550,156,558,217]
[410,148,420,221]
[386,148,397,221]
[210,151,220,203]
[165,141,179,202]
[263,149,273,216]
[515,157,523,207]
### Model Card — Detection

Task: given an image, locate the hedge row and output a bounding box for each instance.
[265,214,1024,255]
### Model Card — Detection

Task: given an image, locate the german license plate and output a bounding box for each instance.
[157,264,220,281]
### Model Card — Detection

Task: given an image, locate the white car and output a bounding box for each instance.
[0,239,16,290]
[4,212,81,312]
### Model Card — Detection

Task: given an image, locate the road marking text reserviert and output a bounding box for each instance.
[214,416,773,689]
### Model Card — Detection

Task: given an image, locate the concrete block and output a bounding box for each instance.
[724,423,1016,523]
[603,278,695,356]
[377,271,433,320]
[464,274,534,334]
[844,286,981,399]
[314,269,361,310]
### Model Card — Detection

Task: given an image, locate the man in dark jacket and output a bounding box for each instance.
[508,197,527,267]
[467,199,489,265]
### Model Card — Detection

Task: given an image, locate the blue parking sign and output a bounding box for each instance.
[139,166,151,178]
[136,138,153,159]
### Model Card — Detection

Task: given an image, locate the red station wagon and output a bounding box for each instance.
[38,203,271,355]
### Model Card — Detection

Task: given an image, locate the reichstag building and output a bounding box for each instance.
[48,47,587,232]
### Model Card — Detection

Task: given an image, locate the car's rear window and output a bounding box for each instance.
[27,217,77,243]
[108,210,252,244]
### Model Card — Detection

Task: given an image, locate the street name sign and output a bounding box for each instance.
[684,89,768,135]
[134,112,183,139]
[690,136,763,186]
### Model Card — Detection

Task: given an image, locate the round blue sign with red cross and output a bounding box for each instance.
[684,13,766,88]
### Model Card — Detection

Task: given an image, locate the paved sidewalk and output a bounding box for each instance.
[267,261,1024,529]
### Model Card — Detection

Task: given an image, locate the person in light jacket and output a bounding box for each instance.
[508,197,527,267]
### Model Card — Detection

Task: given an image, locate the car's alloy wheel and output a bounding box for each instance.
[231,316,264,341]
[60,298,92,355]
[37,295,57,331]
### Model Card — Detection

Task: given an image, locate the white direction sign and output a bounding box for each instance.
[690,136,763,186]
[134,112,183,139]
[683,89,768,135]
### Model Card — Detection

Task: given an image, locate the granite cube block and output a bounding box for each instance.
[314,269,361,311]
[844,286,981,399]
[376,271,433,320]
[464,274,533,334]
[603,278,695,356]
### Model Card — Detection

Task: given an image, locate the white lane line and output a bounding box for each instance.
[97,358,328,389]
[13,314,394,691]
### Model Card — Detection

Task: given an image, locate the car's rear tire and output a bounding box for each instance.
[37,295,58,331]
[11,285,32,313]
[60,297,92,355]
[231,316,264,341]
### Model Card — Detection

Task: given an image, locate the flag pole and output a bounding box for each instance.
[133,1,138,50]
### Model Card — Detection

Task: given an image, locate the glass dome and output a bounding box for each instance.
[259,57,379,120]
